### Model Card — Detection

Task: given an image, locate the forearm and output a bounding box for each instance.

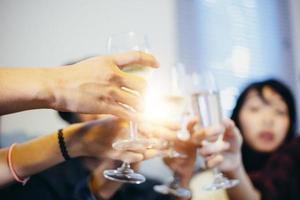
[0,68,56,115]
[225,166,261,200]
[0,124,82,187]
[0,133,63,187]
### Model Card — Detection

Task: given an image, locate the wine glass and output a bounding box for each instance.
[189,70,239,191]
[153,63,192,198]
[103,32,158,184]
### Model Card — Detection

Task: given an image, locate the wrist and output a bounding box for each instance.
[16,68,55,109]
[43,67,67,111]
[224,162,244,179]
[179,176,191,189]
[62,124,85,158]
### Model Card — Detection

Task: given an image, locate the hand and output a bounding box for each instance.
[163,139,197,188]
[64,115,178,163]
[161,118,200,187]
[198,119,243,173]
[88,159,140,199]
[49,51,159,120]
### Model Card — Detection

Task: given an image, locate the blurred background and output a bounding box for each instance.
[1,0,300,182]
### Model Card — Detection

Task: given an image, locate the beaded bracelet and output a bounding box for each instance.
[58,129,71,161]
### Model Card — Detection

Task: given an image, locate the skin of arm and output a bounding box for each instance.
[0,115,178,187]
[197,119,261,200]
[0,51,159,119]
[0,117,139,187]
[0,67,54,115]
[225,164,261,200]
[0,131,67,187]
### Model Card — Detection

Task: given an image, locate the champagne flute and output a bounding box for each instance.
[103,32,157,184]
[153,64,191,198]
[153,95,192,198]
[189,71,239,191]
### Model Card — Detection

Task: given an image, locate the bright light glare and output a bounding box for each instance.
[143,88,186,123]
[144,88,169,121]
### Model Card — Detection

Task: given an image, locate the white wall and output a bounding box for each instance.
[0,0,177,181]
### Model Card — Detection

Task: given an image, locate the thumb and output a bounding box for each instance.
[112,51,160,69]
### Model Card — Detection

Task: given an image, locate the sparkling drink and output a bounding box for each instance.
[191,91,222,128]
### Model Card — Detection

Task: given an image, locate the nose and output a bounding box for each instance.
[261,109,274,127]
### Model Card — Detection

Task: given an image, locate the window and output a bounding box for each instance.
[176,0,296,116]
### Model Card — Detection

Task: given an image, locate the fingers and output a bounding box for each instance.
[109,51,159,96]
[143,149,163,160]
[187,117,199,134]
[138,122,178,141]
[111,87,144,112]
[191,125,223,145]
[205,154,224,168]
[141,118,181,131]
[223,118,235,129]
[119,74,147,96]
[222,118,243,147]
[111,151,144,163]
[204,125,224,142]
[111,149,163,163]
[191,129,205,145]
[107,69,147,96]
[106,103,142,121]
[199,141,230,156]
[112,51,160,69]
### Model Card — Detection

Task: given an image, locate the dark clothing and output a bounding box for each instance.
[242,143,271,174]
[0,158,170,200]
[250,137,300,200]
[1,159,88,200]
[109,181,170,200]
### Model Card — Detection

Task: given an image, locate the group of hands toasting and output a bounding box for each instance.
[86,32,240,198]
[53,48,240,198]
[63,54,239,199]
[0,32,241,199]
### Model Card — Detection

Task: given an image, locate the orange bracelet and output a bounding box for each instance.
[7,143,30,185]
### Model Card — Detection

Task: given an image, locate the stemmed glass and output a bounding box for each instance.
[189,71,239,190]
[103,32,157,184]
[153,63,192,198]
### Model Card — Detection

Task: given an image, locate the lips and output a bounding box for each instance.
[258,131,275,142]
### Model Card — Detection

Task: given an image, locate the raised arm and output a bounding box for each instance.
[0,117,136,187]
[0,115,177,187]
[197,119,261,200]
[0,51,159,120]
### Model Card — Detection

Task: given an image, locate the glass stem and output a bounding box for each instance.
[121,162,130,170]
[170,173,180,189]
[213,167,221,176]
[118,162,134,174]
[129,121,137,140]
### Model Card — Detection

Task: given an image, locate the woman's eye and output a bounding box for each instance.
[249,106,260,112]
[275,109,287,116]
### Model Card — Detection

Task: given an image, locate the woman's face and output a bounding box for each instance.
[238,87,290,153]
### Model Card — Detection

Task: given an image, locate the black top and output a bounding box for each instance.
[251,137,300,200]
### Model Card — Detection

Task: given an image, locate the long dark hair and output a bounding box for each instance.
[231,79,297,173]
